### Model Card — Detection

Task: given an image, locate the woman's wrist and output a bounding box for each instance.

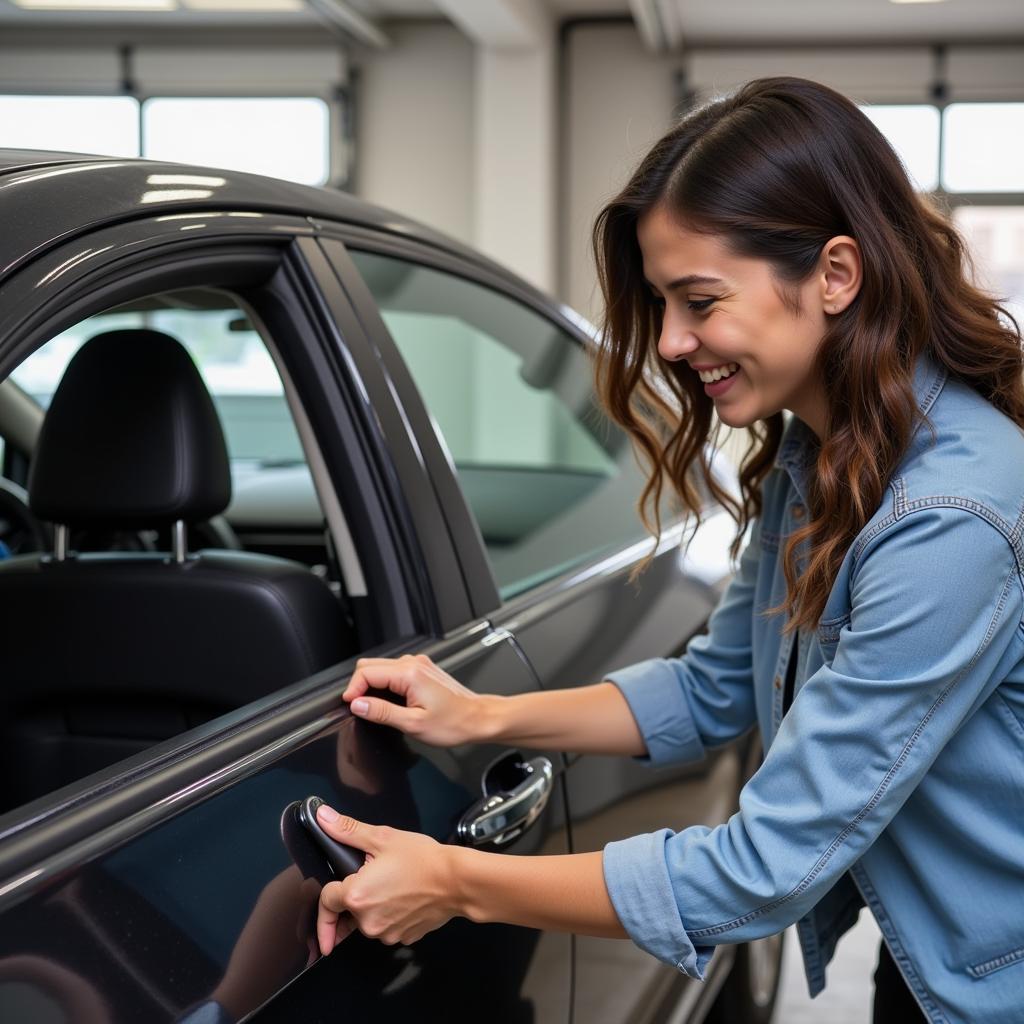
[446,845,485,922]
[472,693,510,745]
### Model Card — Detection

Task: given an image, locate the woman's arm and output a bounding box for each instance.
[341,656,647,757]
[477,682,646,757]
[344,513,765,762]
[314,806,626,954]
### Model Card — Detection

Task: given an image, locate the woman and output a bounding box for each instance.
[315,78,1024,1024]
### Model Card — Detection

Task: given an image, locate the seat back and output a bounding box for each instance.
[0,330,354,812]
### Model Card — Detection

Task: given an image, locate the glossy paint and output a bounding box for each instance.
[0,631,571,1023]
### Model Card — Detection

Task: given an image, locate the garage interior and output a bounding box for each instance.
[1,1,1022,1021]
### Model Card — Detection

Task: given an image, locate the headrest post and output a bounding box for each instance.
[173,520,187,564]
[54,524,69,562]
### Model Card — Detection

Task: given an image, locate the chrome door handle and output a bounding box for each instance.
[456,755,554,847]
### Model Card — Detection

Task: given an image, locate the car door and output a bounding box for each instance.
[324,232,753,1023]
[0,199,571,1024]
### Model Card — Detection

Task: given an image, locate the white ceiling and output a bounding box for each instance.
[1,0,1022,42]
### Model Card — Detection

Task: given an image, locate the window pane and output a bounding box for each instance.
[860,104,940,192]
[350,250,650,599]
[0,95,139,157]
[953,206,1024,328]
[943,103,1024,193]
[142,98,329,185]
[12,298,304,465]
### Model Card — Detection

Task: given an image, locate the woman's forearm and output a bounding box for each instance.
[478,682,647,757]
[450,846,628,939]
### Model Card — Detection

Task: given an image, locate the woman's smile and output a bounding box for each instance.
[702,365,742,397]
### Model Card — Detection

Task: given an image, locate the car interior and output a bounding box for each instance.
[0,290,366,814]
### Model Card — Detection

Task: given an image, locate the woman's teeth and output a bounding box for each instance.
[698,363,739,383]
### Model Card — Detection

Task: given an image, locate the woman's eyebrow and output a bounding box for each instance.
[645,274,723,291]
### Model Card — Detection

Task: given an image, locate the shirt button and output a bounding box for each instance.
[774,675,782,689]
[792,504,806,519]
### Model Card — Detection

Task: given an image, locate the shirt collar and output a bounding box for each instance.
[773,350,948,505]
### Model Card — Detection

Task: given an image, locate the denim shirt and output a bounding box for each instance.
[601,352,1024,1024]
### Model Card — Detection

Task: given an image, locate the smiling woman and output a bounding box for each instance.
[591,75,1023,638]
[320,77,1024,1024]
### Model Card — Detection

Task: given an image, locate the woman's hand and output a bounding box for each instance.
[343,654,496,747]
[315,804,461,954]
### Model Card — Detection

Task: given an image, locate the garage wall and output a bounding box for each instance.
[351,21,475,247]
[0,42,346,96]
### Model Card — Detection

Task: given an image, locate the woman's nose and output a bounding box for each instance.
[657,323,700,363]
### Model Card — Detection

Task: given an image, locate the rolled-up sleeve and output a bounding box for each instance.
[606,517,764,766]
[603,506,1024,975]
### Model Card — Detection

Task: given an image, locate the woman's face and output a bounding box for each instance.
[637,205,853,438]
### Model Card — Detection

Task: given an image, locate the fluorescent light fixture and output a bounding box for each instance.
[12,0,175,9]
[889,0,949,5]
[181,0,304,10]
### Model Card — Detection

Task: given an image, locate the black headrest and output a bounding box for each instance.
[28,329,231,527]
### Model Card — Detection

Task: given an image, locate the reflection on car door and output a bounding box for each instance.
[0,630,571,1024]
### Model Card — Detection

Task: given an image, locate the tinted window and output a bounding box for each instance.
[0,288,359,815]
[351,251,649,598]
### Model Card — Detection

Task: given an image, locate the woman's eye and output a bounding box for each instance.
[687,297,716,312]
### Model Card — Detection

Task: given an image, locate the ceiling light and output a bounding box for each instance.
[889,0,949,5]
[11,0,176,9]
[181,0,304,10]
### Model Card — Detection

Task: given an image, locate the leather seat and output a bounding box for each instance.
[0,329,354,812]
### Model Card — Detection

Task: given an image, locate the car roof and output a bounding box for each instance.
[0,148,509,285]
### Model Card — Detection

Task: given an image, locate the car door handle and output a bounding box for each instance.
[456,754,554,847]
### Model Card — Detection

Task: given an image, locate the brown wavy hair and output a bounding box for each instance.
[592,76,1024,635]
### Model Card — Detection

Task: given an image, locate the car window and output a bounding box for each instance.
[350,250,650,599]
[0,288,364,817]
[13,298,306,466]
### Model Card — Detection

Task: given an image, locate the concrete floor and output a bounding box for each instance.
[774,912,882,1023]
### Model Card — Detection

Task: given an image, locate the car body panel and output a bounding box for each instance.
[321,225,755,1019]
[0,153,516,298]
[0,629,572,1023]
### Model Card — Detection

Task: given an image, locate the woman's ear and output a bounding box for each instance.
[820,235,862,315]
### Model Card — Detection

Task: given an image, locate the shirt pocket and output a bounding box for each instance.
[965,942,1024,980]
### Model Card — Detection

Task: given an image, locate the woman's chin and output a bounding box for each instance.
[714,404,753,429]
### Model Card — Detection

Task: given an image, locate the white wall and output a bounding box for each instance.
[351,21,475,246]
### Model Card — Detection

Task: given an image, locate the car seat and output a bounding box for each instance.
[0,329,355,812]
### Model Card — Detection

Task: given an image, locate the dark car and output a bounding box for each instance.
[0,150,783,1024]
